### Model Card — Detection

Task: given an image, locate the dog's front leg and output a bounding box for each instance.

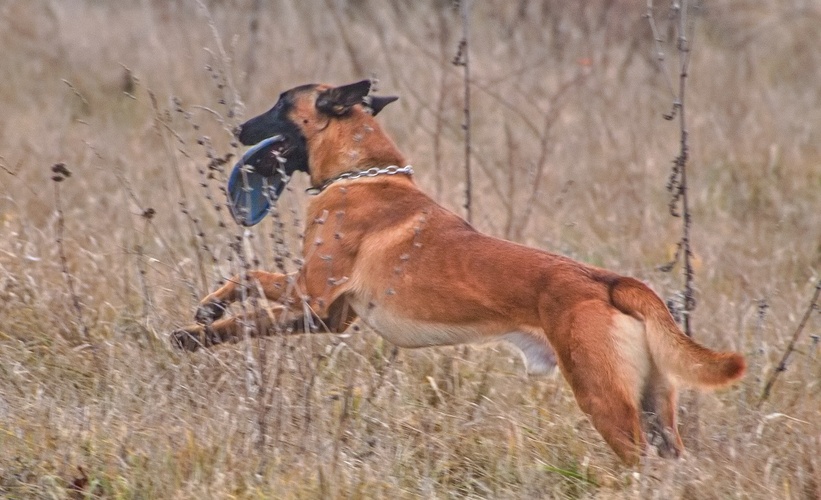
[172,303,302,351]
[194,271,296,324]
[171,293,358,352]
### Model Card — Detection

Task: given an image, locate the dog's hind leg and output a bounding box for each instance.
[641,370,684,458]
[193,271,296,324]
[546,301,648,464]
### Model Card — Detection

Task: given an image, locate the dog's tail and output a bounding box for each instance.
[610,277,746,389]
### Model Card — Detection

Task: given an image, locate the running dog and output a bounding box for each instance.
[172,80,745,464]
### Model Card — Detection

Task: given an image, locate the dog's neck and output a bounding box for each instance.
[307,165,414,195]
[307,111,407,189]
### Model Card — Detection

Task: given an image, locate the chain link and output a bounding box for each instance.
[308,165,414,194]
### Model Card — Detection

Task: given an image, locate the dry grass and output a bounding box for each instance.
[1,0,819,498]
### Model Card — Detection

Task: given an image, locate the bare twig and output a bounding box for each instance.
[136,210,156,324]
[755,298,769,357]
[453,0,472,224]
[643,1,677,100]
[253,314,270,453]
[647,0,696,337]
[0,155,21,176]
[51,163,90,341]
[673,0,696,337]
[194,0,242,120]
[746,297,770,401]
[61,79,90,110]
[757,279,821,408]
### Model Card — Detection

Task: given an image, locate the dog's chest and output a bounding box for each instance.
[347,296,485,348]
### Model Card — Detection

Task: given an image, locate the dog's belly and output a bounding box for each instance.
[346,298,557,375]
[348,297,490,348]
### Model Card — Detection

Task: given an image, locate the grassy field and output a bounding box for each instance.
[0,0,819,498]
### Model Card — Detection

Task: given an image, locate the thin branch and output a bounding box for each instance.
[0,156,21,176]
[194,0,242,120]
[648,0,696,337]
[675,0,695,336]
[454,0,473,224]
[757,279,821,408]
[61,79,90,110]
[51,163,90,342]
[644,0,677,101]
[136,212,155,325]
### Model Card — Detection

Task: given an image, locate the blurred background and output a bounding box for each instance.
[0,0,819,497]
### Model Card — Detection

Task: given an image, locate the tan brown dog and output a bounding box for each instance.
[172,80,746,464]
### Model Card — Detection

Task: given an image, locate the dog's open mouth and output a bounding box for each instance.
[227,135,290,227]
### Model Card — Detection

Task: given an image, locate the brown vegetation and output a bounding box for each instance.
[0,0,818,497]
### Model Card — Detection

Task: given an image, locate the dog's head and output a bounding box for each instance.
[227,80,399,226]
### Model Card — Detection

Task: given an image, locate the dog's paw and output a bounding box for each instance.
[194,300,227,325]
[649,427,683,459]
[170,327,205,352]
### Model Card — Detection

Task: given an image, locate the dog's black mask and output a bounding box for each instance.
[235,85,312,178]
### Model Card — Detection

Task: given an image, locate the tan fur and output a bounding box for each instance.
[172,84,746,464]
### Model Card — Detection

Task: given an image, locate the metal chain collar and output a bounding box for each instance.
[306,165,414,195]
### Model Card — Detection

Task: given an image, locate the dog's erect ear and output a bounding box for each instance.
[366,95,398,116]
[316,80,372,116]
